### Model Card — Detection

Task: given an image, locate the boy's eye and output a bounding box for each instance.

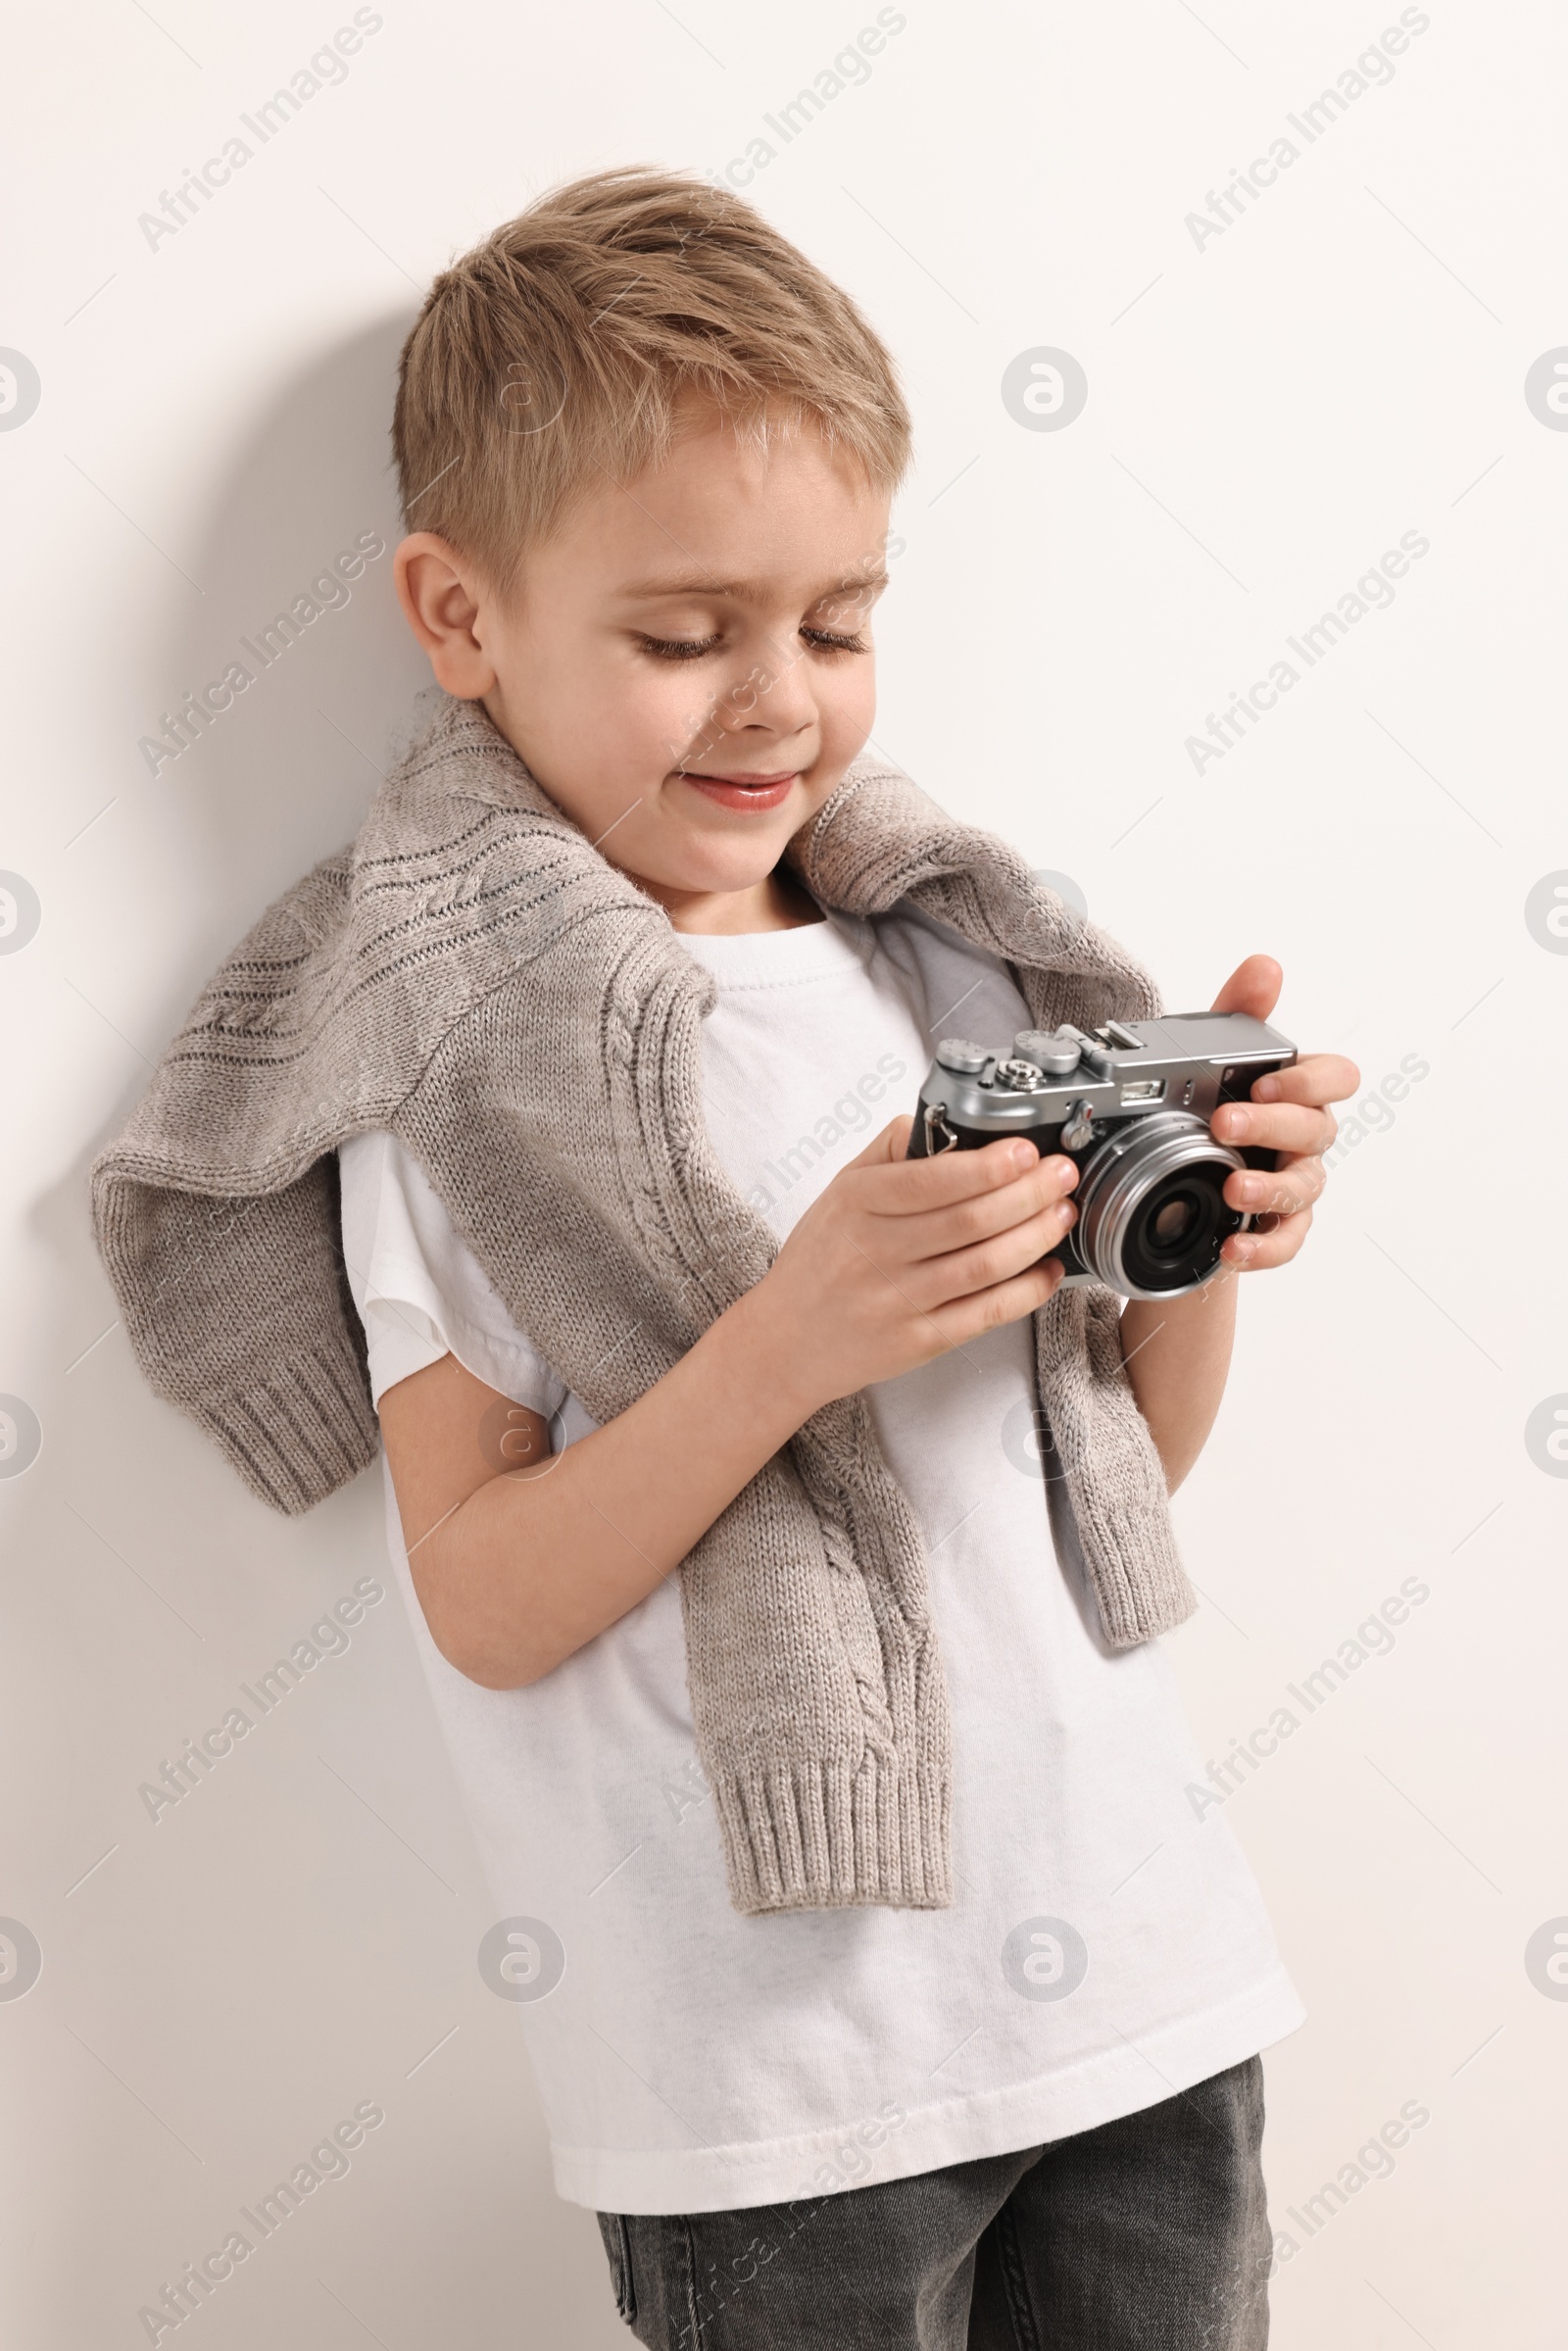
[635,624,868,661]
[801,627,867,654]
[637,632,722,661]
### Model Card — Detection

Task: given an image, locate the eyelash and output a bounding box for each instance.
[637,627,868,661]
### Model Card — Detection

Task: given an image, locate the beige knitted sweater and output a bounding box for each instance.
[92,692,1197,1918]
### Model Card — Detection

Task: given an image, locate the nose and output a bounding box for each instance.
[711,631,819,749]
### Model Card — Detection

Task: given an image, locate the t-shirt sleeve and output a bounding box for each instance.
[337,1130,569,1421]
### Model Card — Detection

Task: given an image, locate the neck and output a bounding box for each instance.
[632,864,826,937]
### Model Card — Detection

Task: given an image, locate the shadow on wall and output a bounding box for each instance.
[39,306,430,1346]
[24,307,436,1672]
[135,304,431,999]
[24,295,432,1557]
[13,316,628,2344]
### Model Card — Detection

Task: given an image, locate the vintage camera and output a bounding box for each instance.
[906,1011,1297,1299]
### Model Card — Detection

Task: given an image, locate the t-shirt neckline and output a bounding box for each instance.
[671,906,869,980]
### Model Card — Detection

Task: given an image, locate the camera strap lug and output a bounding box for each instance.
[923,1102,959,1154]
[1060,1100,1095,1151]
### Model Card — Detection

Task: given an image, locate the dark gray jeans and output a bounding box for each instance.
[596,2057,1269,2349]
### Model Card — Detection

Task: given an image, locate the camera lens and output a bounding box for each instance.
[1072,1111,1248,1298]
[1123,1166,1231,1292]
[1150,1195,1198,1249]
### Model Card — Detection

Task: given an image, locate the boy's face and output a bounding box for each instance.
[394,405,892,929]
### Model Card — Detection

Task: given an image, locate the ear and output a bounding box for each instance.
[393,533,499,697]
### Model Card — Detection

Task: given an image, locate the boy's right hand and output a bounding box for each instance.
[750,1116,1080,1415]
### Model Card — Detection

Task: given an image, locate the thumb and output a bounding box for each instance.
[1210,954,1283,1019]
[845,1112,915,1169]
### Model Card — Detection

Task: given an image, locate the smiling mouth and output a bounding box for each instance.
[678,770,798,788]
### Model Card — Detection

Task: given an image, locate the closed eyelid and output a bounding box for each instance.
[636,630,723,661]
[801,624,868,651]
[632,613,869,650]
[808,589,884,630]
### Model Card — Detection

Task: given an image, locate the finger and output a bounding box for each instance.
[850,1113,915,1167]
[1246,1053,1360,1108]
[870,1125,1071,1215]
[1208,954,1283,1021]
[1212,1099,1338,1156]
[917,1190,1081,1300]
[1223,1156,1325,1220]
[896,1151,1081,1264]
[922,1254,1066,1350]
[1222,1204,1311,1271]
[853,1111,998,1178]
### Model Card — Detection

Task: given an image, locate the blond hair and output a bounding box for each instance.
[392,167,911,590]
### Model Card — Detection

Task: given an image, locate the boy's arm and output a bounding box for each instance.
[1119,953,1358,1492]
[376,1282,818,1691]
[377,1117,1079,1690]
[1119,1275,1241,1495]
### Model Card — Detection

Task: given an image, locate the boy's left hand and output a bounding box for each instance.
[1204,955,1360,1272]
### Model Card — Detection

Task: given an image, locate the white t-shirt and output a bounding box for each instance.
[339,902,1303,2218]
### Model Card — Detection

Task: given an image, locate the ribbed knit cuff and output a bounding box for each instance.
[710,1752,953,1917]
[1076,1492,1199,1649]
[192,1343,379,1516]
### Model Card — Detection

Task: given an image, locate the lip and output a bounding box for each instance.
[677,769,798,810]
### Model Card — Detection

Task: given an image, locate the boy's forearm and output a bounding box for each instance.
[1118,1272,1239,1494]
[418,1282,822,1690]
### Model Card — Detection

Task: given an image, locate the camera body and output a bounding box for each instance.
[906,1011,1297,1299]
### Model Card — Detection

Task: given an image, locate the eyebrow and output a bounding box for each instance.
[617,569,889,605]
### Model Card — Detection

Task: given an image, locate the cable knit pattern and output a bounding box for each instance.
[91,690,1196,1917]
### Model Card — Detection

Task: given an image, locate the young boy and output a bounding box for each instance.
[96,169,1356,2347]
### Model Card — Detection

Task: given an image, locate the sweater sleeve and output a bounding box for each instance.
[91,1151,379,1515]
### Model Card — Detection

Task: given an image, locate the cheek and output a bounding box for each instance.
[625,663,729,765]
[818,653,877,752]
[512,633,706,773]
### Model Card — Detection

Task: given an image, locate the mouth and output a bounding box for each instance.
[675,769,799,811]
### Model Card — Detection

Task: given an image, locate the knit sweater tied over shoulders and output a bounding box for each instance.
[91,692,1198,1919]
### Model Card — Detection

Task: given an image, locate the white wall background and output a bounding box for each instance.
[3,2,1564,2343]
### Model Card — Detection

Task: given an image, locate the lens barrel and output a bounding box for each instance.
[1073,1110,1249,1298]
